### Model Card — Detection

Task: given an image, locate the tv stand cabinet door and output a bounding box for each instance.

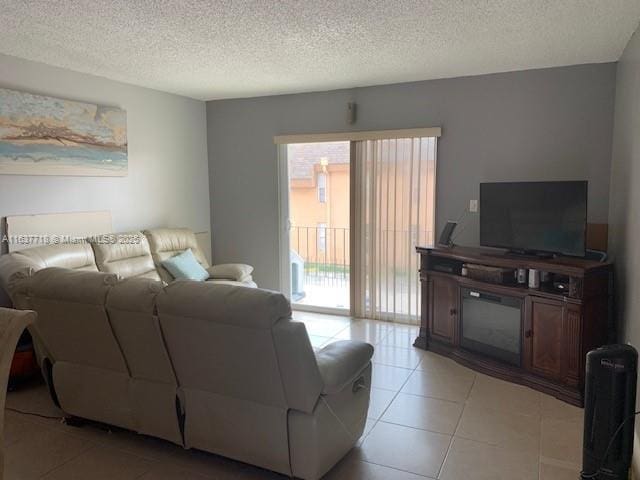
[524,297,564,381]
[428,276,458,345]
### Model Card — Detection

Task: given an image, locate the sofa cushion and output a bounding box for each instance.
[106,277,176,384]
[12,243,97,271]
[27,267,127,374]
[0,244,98,307]
[206,264,253,282]
[0,252,41,304]
[161,249,209,281]
[157,281,290,330]
[144,228,209,283]
[90,232,161,281]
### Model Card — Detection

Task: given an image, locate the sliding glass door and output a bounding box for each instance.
[280,141,351,313]
[278,133,438,323]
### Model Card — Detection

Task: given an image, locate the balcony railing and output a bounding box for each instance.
[290,225,350,279]
[290,225,432,311]
[290,226,349,308]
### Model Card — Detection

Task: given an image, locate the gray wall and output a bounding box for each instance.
[207,64,616,289]
[608,23,640,471]
[609,25,640,343]
[0,54,210,245]
[609,24,640,336]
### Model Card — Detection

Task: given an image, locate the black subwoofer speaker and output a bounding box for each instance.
[581,344,637,480]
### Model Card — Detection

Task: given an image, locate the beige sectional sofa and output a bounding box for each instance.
[0,227,257,290]
[0,228,373,479]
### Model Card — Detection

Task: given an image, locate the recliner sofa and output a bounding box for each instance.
[0,227,257,290]
[0,229,373,479]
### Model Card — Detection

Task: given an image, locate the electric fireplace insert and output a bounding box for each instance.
[460,288,523,366]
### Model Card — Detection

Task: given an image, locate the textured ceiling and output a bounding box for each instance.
[1,1,639,101]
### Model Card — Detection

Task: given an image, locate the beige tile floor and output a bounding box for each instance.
[3,311,584,479]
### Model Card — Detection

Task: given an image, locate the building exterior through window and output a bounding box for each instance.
[287,142,350,310]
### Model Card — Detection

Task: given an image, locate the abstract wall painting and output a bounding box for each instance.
[0,88,127,176]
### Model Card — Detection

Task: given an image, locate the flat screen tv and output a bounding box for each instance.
[480,181,588,257]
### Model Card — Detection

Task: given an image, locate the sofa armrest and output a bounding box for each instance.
[206,263,254,282]
[0,254,40,301]
[315,340,374,395]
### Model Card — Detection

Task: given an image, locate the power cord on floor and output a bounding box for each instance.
[580,410,640,479]
[5,406,62,421]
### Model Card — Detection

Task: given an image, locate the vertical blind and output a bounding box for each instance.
[353,137,437,324]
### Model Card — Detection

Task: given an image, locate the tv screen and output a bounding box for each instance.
[480,181,588,257]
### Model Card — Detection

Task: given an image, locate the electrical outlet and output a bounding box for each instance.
[469,199,478,213]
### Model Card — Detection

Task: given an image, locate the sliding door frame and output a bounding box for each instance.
[276,128,441,319]
[349,141,358,318]
[277,144,292,301]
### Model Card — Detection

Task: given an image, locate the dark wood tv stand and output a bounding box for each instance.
[414,246,612,406]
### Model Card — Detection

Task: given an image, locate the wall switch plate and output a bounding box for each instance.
[469,199,478,213]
